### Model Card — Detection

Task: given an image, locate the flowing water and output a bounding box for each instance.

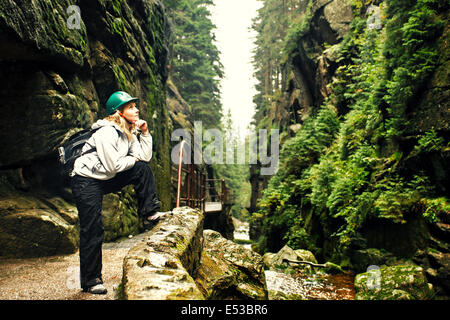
[234,220,355,300]
[233,220,252,250]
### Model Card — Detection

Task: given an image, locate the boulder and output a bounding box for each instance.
[427,251,450,294]
[264,245,318,272]
[122,207,205,300]
[295,249,318,264]
[322,0,353,40]
[262,252,276,269]
[0,194,78,257]
[195,230,267,300]
[354,265,434,300]
[264,270,307,300]
[351,248,396,273]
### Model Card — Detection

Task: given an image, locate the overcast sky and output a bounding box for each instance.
[209,0,262,141]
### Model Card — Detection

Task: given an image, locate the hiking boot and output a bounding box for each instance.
[143,211,172,228]
[148,211,171,221]
[83,283,107,295]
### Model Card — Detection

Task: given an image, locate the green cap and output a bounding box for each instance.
[106,91,138,115]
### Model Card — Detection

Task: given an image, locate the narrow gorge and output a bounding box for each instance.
[0,0,448,301]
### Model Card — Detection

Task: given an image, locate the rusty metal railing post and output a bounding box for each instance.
[202,173,206,212]
[187,163,191,207]
[176,142,229,212]
[221,179,226,206]
[176,140,186,208]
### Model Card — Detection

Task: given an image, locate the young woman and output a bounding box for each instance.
[70,91,164,294]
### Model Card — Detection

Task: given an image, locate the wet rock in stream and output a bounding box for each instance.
[262,245,355,300]
[265,270,355,300]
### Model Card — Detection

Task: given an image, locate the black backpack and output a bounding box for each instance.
[58,127,100,178]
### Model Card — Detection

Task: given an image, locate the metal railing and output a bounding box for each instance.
[175,140,206,211]
[174,140,229,213]
[205,178,228,209]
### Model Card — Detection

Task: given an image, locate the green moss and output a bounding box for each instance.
[111,0,124,16]
[166,286,205,300]
[112,63,128,91]
[355,265,434,300]
[252,0,447,263]
[323,262,345,274]
[111,18,124,37]
[421,197,449,224]
[116,281,125,300]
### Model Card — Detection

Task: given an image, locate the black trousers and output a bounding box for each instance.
[70,161,160,289]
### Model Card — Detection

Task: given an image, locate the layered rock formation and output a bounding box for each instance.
[0,0,172,257]
[122,207,205,300]
[195,230,267,300]
[122,207,267,300]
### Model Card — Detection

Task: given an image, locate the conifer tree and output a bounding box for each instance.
[163,0,224,128]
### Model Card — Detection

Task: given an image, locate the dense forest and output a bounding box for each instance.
[163,0,223,128]
[249,0,449,295]
[162,0,252,220]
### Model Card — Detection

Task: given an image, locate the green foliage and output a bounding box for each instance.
[251,0,447,260]
[163,0,223,128]
[415,129,445,153]
[282,0,314,62]
[383,0,444,138]
[278,105,340,176]
[421,197,449,224]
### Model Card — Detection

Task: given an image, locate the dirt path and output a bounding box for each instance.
[0,233,148,300]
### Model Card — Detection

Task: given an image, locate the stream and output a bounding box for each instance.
[233,220,355,300]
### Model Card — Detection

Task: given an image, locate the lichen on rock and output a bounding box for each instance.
[195,229,267,300]
[122,207,205,300]
[354,265,434,300]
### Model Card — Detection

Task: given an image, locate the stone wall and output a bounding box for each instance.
[122,207,268,300]
[122,207,205,300]
[0,0,172,257]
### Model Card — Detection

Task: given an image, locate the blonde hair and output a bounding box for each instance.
[104,110,136,141]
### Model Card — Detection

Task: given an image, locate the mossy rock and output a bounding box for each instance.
[323,262,345,274]
[195,230,267,300]
[0,194,79,257]
[122,207,205,300]
[354,265,434,300]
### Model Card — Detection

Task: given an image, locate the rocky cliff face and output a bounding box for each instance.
[0,0,172,257]
[250,0,449,298]
[249,0,354,216]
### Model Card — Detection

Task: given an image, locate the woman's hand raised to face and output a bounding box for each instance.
[135,119,148,135]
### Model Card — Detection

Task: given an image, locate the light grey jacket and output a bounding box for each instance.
[71,119,153,180]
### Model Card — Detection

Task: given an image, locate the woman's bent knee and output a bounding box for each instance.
[133,161,153,175]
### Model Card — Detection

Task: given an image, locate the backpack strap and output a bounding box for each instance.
[79,127,101,156]
[80,126,122,156]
